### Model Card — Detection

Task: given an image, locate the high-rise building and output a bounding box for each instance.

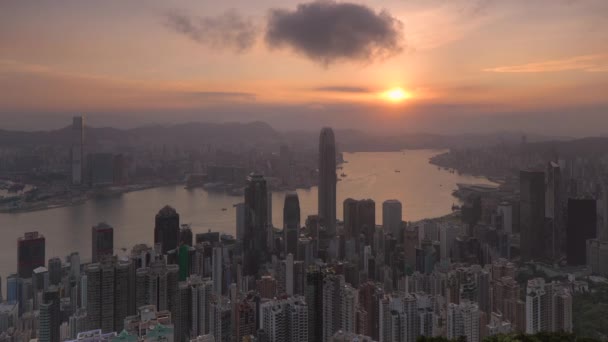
[322,274,345,341]
[343,199,376,247]
[71,116,85,185]
[545,162,564,261]
[525,278,572,334]
[180,224,193,246]
[257,275,278,299]
[497,202,513,234]
[39,286,60,342]
[92,222,114,263]
[284,192,301,257]
[447,301,480,342]
[235,202,246,242]
[567,198,597,265]
[235,297,257,341]
[244,173,269,276]
[113,258,134,332]
[306,266,326,342]
[440,223,459,262]
[403,226,418,274]
[212,247,223,297]
[318,127,337,235]
[85,260,115,333]
[259,296,308,342]
[154,206,180,254]
[382,200,402,237]
[17,231,45,279]
[520,170,546,261]
[87,153,115,186]
[47,257,62,286]
[210,297,232,342]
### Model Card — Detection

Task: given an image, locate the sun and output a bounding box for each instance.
[382,87,411,103]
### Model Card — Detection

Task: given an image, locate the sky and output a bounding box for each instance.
[1,0,607,135]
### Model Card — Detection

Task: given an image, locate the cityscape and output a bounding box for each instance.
[2,1,608,342]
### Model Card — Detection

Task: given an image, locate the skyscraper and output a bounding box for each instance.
[92,222,114,263]
[382,200,402,237]
[318,127,337,235]
[85,260,115,333]
[545,162,564,261]
[212,246,223,297]
[154,206,180,254]
[244,173,269,276]
[567,198,597,265]
[47,257,62,286]
[17,231,45,279]
[284,192,301,256]
[520,170,546,261]
[259,296,308,342]
[447,301,480,342]
[71,116,84,185]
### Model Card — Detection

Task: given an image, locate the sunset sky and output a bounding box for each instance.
[1,0,607,135]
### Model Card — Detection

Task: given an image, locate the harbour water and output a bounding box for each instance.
[0,149,495,281]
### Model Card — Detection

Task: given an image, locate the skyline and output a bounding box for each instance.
[1,0,608,135]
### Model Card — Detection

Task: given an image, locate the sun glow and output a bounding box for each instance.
[382,87,411,102]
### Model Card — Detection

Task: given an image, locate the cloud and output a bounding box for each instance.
[484,54,608,73]
[313,86,372,93]
[165,9,257,52]
[265,1,404,65]
[185,91,256,101]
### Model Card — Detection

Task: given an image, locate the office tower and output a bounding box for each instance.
[284,192,301,256]
[285,253,295,296]
[154,206,180,254]
[47,257,62,286]
[71,116,84,185]
[114,258,133,332]
[68,252,81,281]
[567,198,597,265]
[379,292,418,342]
[545,162,564,261]
[497,202,513,234]
[138,258,179,316]
[382,200,402,237]
[17,231,45,279]
[244,173,269,276]
[39,286,60,342]
[189,277,213,337]
[179,224,193,246]
[85,260,115,333]
[212,247,223,296]
[447,301,480,342]
[235,202,246,241]
[520,170,546,261]
[318,127,337,235]
[259,296,308,342]
[92,222,114,263]
[343,199,376,246]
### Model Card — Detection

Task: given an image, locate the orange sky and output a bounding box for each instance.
[1,0,607,134]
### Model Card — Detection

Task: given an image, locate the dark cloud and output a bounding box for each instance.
[313,86,372,93]
[165,10,257,52]
[265,1,404,65]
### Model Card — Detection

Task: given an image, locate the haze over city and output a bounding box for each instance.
[2,0,608,135]
[1,1,608,342]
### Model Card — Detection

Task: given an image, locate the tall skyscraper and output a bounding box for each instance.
[318,127,337,235]
[343,198,376,247]
[244,173,269,276]
[567,198,597,265]
[154,206,180,254]
[92,222,114,263]
[85,260,115,333]
[520,170,546,261]
[17,231,45,279]
[47,257,62,286]
[113,258,134,332]
[382,200,402,237]
[212,246,223,297]
[39,286,60,342]
[71,116,85,185]
[284,192,301,256]
[545,162,564,261]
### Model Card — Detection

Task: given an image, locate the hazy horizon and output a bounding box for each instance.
[2,0,608,136]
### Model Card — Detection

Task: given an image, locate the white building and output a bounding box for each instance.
[447,301,480,342]
[259,296,308,342]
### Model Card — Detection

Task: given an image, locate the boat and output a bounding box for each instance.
[221,208,227,211]
[340,173,347,177]
[395,170,401,173]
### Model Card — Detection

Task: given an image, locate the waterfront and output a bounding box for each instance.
[0,149,495,280]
